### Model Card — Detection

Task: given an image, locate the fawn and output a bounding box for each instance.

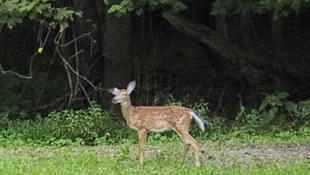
[109,81,205,166]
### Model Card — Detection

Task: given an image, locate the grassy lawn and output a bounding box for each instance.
[0,141,309,175]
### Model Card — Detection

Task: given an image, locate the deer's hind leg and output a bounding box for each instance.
[175,126,201,166]
[181,143,190,163]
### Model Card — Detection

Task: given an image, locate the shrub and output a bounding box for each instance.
[0,104,117,146]
[193,100,226,135]
[46,104,108,143]
[235,92,310,133]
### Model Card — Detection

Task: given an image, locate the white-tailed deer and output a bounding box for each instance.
[109,81,205,166]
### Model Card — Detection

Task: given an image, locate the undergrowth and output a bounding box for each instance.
[0,92,309,147]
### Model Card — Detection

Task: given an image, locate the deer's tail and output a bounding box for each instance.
[189,111,205,132]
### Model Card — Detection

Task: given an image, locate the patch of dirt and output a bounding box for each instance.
[201,143,310,166]
[0,143,309,166]
[0,146,119,159]
[111,142,310,166]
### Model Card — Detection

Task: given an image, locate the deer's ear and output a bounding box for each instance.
[127,81,136,94]
[109,88,120,95]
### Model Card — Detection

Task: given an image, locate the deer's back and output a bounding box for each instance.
[130,106,193,131]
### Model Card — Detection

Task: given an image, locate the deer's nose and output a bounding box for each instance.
[112,98,119,104]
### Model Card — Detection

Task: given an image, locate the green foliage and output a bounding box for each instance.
[296,100,310,119]
[193,100,209,116]
[236,92,310,133]
[212,0,310,17]
[193,100,227,136]
[0,0,82,29]
[0,104,115,146]
[165,94,183,106]
[105,0,187,16]
[0,76,31,118]
[0,74,65,119]
[0,92,309,147]
[46,105,107,143]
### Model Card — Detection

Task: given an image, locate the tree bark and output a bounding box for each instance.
[103,13,132,88]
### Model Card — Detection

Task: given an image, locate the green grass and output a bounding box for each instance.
[0,126,309,174]
[0,143,309,175]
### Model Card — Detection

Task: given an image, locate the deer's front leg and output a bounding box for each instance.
[138,128,147,165]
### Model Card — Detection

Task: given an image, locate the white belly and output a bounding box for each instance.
[149,128,171,132]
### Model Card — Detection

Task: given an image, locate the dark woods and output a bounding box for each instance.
[0,0,310,120]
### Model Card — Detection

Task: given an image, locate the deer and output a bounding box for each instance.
[109,81,205,166]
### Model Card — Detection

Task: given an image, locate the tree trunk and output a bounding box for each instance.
[162,11,310,86]
[103,13,132,88]
[271,17,284,62]
[240,15,253,51]
[215,16,228,39]
[162,11,246,64]
[162,11,261,85]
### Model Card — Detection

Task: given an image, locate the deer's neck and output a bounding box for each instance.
[120,97,134,122]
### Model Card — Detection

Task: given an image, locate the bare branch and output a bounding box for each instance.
[72,25,81,99]
[0,24,51,79]
[79,82,93,106]
[87,53,106,75]
[55,47,101,90]
[0,52,37,79]
[68,49,84,61]
[58,31,94,47]
[52,27,110,107]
